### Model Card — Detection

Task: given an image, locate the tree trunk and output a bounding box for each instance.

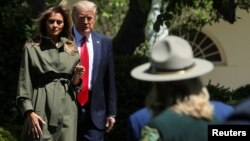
[113,0,153,55]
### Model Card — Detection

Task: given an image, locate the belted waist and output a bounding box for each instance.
[35,72,71,87]
[35,72,73,126]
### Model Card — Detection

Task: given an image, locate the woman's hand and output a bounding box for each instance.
[72,64,85,85]
[27,111,46,139]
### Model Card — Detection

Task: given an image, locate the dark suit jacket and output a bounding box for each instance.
[225,97,250,124]
[76,31,117,130]
[210,100,234,122]
[128,108,152,141]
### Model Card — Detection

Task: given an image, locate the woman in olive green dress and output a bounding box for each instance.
[16,5,84,141]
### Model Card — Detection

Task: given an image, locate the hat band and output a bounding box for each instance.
[148,63,195,75]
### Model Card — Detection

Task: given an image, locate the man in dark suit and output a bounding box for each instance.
[71,1,117,141]
[225,97,250,124]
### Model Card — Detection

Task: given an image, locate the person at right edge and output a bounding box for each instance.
[71,1,117,141]
[130,35,222,141]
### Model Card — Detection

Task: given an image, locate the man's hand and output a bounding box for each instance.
[105,116,115,133]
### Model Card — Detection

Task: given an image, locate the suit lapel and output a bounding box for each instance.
[91,32,101,86]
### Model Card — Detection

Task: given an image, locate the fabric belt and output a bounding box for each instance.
[48,78,70,126]
[36,72,71,127]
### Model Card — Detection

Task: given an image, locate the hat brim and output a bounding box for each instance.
[131,58,214,82]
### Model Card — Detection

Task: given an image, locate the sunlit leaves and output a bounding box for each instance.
[92,0,129,37]
[237,0,250,11]
[154,0,215,32]
[154,0,250,33]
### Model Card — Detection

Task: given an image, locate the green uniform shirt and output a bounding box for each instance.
[141,109,221,141]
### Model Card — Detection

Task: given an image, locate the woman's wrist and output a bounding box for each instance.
[25,110,34,117]
[72,75,81,85]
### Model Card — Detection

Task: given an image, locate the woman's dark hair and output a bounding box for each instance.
[35,5,72,40]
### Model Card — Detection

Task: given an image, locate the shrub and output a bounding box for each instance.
[0,125,22,141]
[207,81,235,105]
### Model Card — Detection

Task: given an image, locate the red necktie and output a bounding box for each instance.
[77,37,89,106]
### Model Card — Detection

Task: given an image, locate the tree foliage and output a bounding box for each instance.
[1,0,250,140]
[23,0,250,54]
[154,0,250,33]
[92,0,129,38]
[0,0,32,125]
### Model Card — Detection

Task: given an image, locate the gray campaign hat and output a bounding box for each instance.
[131,35,214,82]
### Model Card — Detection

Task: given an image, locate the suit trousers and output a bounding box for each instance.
[77,91,105,141]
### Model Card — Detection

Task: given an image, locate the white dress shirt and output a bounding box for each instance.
[73,26,93,90]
